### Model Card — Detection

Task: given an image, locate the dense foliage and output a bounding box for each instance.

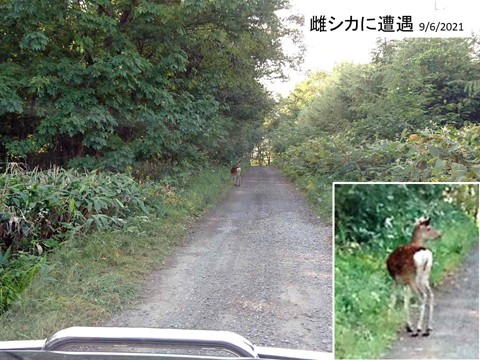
[0,166,232,337]
[334,184,478,359]
[0,165,154,254]
[0,164,151,313]
[0,162,234,314]
[0,0,301,169]
[267,38,480,216]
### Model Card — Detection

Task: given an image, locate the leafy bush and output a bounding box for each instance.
[0,165,232,340]
[268,38,480,220]
[0,166,155,256]
[272,124,479,221]
[0,162,233,315]
[0,251,46,314]
[0,165,159,314]
[278,124,480,183]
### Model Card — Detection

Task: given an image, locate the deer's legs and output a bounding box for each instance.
[416,290,428,336]
[389,283,397,310]
[411,283,433,336]
[415,266,434,336]
[388,282,399,325]
[403,285,414,333]
[423,283,434,336]
[406,283,421,336]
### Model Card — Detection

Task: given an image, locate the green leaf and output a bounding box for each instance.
[433,159,446,174]
[450,162,468,180]
[85,218,94,232]
[428,146,444,158]
[19,32,49,51]
[69,198,75,212]
[93,199,101,213]
[0,247,12,265]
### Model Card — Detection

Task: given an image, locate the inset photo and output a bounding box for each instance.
[333,183,479,360]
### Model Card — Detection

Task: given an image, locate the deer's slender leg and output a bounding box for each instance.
[413,283,427,336]
[403,285,414,333]
[388,281,399,324]
[389,282,397,310]
[423,283,434,336]
[412,248,433,336]
[406,282,422,336]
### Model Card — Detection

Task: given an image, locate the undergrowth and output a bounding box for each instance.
[0,166,231,339]
[274,124,480,222]
[0,165,156,315]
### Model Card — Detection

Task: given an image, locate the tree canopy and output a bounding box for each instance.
[0,0,301,169]
[268,37,480,185]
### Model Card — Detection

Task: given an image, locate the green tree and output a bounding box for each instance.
[0,0,301,169]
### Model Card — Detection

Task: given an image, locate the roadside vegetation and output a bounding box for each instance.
[267,37,480,219]
[0,165,232,339]
[334,184,478,359]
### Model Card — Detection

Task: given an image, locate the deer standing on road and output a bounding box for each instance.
[386,217,441,337]
[230,161,241,186]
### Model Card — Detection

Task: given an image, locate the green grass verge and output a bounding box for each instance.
[0,167,232,340]
[334,215,479,359]
[273,166,333,223]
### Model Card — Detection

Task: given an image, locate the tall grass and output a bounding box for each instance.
[0,166,153,253]
[0,165,231,329]
[0,165,162,315]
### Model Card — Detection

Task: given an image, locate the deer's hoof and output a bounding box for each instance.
[411,329,422,337]
[422,328,431,337]
[405,324,414,333]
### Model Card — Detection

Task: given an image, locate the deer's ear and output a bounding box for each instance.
[415,217,430,227]
[416,217,429,226]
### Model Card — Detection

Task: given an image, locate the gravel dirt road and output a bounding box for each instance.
[384,246,479,359]
[107,166,333,352]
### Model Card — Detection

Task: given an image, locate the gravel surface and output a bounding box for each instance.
[384,246,479,359]
[107,166,332,352]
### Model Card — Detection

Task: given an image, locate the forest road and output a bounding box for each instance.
[384,246,479,359]
[107,166,333,352]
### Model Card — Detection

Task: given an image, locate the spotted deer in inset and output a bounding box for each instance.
[386,217,442,337]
